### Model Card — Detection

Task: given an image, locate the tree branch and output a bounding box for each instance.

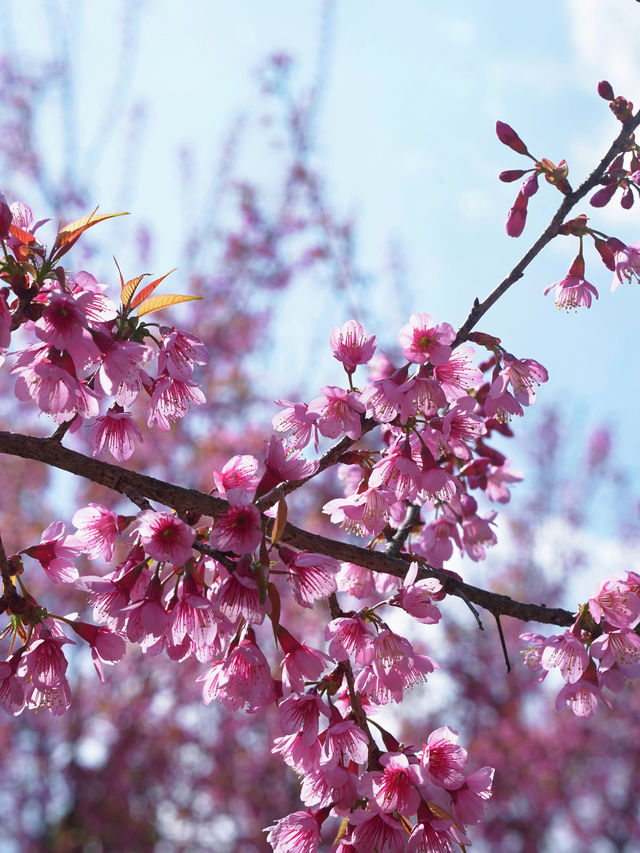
[0,430,576,628]
[455,108,640,346]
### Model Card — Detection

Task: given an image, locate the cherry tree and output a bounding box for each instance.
[1,16,640,851]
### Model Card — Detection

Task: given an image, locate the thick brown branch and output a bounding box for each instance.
[0,430,577,628]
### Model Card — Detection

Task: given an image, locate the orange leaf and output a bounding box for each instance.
[121,274,147,310]
[129,269,177,310]
[136,293,202,317]
[53,209,128,258]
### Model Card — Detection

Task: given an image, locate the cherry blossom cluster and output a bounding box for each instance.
[521,571,640,719]
[0,197,208,460]
[498,81,640,311]
[275,316,547,570]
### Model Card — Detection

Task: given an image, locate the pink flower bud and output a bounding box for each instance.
[495,121,529,155]
[621,185,635,209]
[597,80,614,101]
[590,182,618,208]
[505,192,528,238]
[498,169,527,182]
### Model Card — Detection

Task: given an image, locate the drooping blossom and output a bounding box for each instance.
[421,726,468,789]
[72,504,123,561]
[278,627,332,695]
[272,399,319,450]
[588,576,640,629]
[612,242,640,289]
[254,436,318,498]
[157,326,209,380]
[265,810,321,853]
[544,254,598,310]
[68,621,126,681]
[212,454,260,495]
[540,630,590,683]
[88,406,144,461]
[147,372,206,431]
[359,751,424,814]
[278,546,338,607]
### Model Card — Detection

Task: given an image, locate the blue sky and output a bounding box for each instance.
[3,0,640,479]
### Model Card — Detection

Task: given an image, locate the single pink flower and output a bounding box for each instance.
[265,810,321,853]
[272,400,319,450]
[589,576,640,629]
[330,320,377,373]
[88,407,144,461]
[23,521,83,584]
[612,242,640,290]
[541,630,589,683]
[147,372,205,431]
[72,503,122,561]
[544,254,598,310]
[398,312,455,365]
[360,752,424,814]
[157,326,209,380]
[421,726,468,789]
[307,386,365,440]
[136,510,195,566]
[212,454,260,495]
[210,489,262,554]
[68,621,126,681]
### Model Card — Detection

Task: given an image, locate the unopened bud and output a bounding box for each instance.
[495,121,529,155]
[597,80,614,101]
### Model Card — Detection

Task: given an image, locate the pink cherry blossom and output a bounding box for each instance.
[398,312,455,365]
[433,346,483,402]
[212,454,260,495]
[540,631,590,683]
[88,407,143,461]
[272,399,319,450]
[349,811,407,853]
[23,521,83,584]
[209,489,262,554]
[544,255,598,310]
[147,372,206,431]
[278,627,332,695]
[612,241,640,290]
[307,386,365,440]
[278,546,338,607]
[265,810,321,853]
[330,320,377,373]
[72,503,122,561]
[589,576,640,628]
[321,715,370,769]
[68,621,126,681]
[421,726,468,789]
[360,752,424,814]
[157,326,209,380]
[136,510,195,566]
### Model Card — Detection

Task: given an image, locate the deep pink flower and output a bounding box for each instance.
[272,400,320,450]
[278,627,332,694]
[433,346,483,403]
[360,752,424,814]
[214,556,266,625]
[212,454,260,495]
[255,436,318,498]
[499,353,548,405]
[589,576,640,629]
[590,629,640,676]
[544,255,598,310]
[278,546,338,607]
[68,621,126,681]
[0,653,26,715]
[321,715,370,769]
[393,563,443,624]
[210,489,262,554]
[398,313,455,365]
[326,616,376,666]
[555,672,611,718]
[279,693,330,745]
[136,510,194,566]
[451,766,495,825]
[330,320,377,373]
[349,811,406,853]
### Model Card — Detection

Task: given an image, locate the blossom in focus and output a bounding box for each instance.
[136,511,195,566]
[398,312,455,365]
[330,320,377,373]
